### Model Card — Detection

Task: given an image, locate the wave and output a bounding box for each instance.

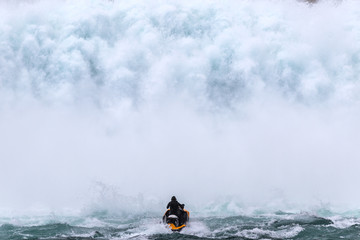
[1,0,359,108]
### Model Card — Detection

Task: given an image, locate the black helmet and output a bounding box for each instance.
[171,196,176,201]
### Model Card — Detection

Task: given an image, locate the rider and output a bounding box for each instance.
[166,196,184,216]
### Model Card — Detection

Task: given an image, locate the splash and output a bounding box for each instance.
[1,0,360,216]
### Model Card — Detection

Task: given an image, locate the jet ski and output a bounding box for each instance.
[162,207,190,232]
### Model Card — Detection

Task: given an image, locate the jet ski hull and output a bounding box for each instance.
[163,209,190,231]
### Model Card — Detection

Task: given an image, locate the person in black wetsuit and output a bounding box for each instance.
[166,196,184,216]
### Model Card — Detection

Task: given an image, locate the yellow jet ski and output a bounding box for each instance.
[162,207,190,232]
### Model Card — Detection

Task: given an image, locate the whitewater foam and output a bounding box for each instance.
[1,0,360,216]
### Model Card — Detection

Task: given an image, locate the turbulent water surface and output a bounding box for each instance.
[2,211,360,240]
[1,0,360,239]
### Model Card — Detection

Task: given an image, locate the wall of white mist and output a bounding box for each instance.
[2,99,360,215]
[1,0,360,215]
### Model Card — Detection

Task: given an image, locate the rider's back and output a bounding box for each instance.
[167,200,182,215]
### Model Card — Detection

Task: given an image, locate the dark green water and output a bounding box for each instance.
[1,213,359,240]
